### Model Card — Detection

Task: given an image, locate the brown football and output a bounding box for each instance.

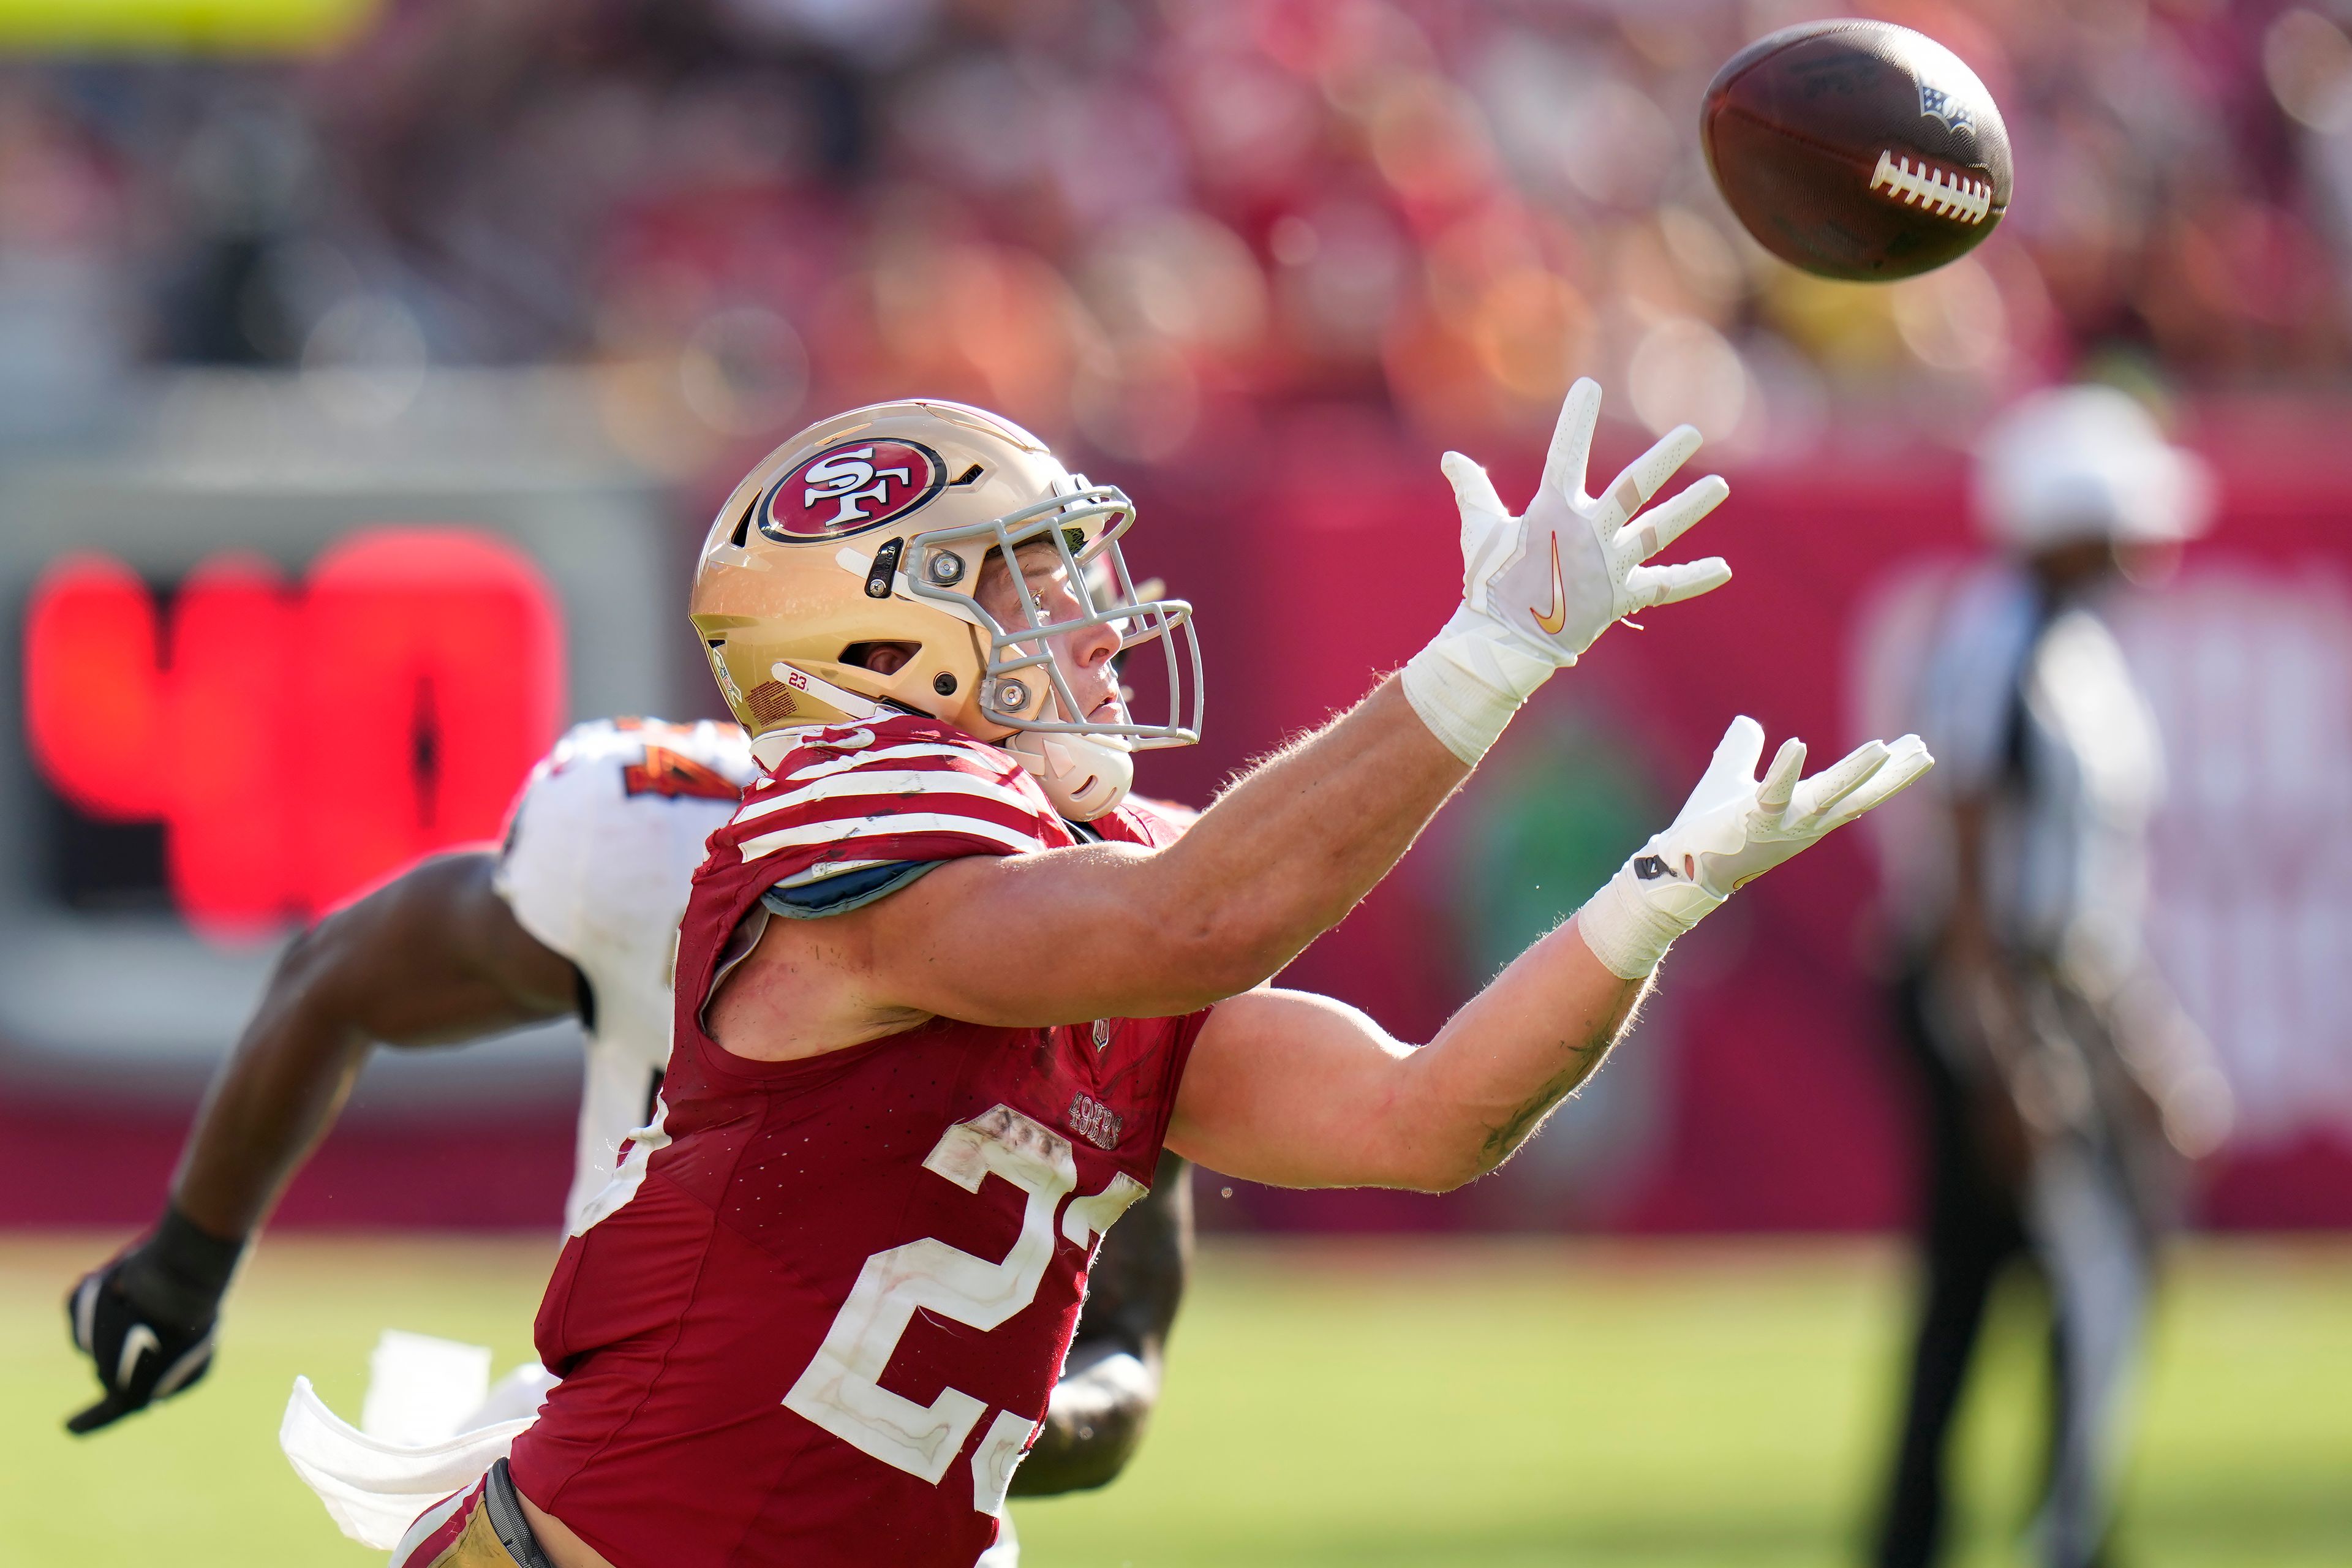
[1701,20,2011,282]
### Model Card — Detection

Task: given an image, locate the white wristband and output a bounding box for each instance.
[1572,858,1723,981]
[1400,608,1561,766]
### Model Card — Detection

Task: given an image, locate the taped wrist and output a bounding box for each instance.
[119,1206,244,1328]
[1400,608,1561,766]
[1572,854,1724,981]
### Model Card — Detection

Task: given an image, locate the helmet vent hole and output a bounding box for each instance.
[933,673,957,696]
[951,464,985,487]
[842,642,918,676]
[728,495,758,549]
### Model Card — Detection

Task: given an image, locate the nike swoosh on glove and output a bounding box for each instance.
[1576,717,1936,980]
[1402,377,1733,764]
[64,1208,241,1434]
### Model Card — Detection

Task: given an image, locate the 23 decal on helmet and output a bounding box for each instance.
[387,383,1929,1568]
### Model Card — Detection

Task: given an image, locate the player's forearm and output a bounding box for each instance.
[1175,927,1646,1193]
[170,941,374,1240]
[1139,678,1469,1000]
[1372,919,1646,1191]
[902,679,1474,1027]
[1173,722,1929,1192]
[172,856,575,1237]
[1125,376,1733,998]
[1006,1337,1161,1495]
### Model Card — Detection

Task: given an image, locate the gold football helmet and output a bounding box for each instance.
[688,399,1200,818]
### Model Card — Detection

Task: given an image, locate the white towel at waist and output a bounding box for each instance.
[279,1376,538,1551]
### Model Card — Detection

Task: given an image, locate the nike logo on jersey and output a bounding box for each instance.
[1531,535,1569,636]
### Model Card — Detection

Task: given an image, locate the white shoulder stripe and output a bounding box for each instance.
[783,743,1001,783]
[738,812,1047,863]
[731,770,1044,826]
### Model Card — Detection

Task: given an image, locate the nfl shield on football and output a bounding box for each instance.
[1701,20,2012,282]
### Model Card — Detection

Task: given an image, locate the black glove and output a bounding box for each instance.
[65,1206,243,1435]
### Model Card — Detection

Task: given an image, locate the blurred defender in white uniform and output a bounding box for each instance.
[1871,388,2232,1568]
[500,721,755,1236]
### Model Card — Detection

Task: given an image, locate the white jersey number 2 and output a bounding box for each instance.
[781,1104,1145,1513]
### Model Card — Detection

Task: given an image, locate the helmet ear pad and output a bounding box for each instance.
[1004,730,1134,821]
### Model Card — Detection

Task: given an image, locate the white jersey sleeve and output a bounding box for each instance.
[494,718,756,1232]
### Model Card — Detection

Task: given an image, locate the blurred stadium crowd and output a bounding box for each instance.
[10,0,2352,480]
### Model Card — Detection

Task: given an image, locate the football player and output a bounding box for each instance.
[386,391,1930,1568]
[62,714,1193,1542]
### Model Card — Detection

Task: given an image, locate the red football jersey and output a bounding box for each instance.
[507,715,1205,1568]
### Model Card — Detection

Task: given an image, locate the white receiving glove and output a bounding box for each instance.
[1575,717,1936,981]
[1401,377,1734,764]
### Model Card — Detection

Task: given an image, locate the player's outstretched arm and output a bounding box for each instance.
[716,380,1735,1049]
[172,852,579,1236]
[1166,720,1933,1191]
[64,852,578,1434]
[1011,1150,1193,1495]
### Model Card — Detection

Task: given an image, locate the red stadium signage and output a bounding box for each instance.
[24,528,565,943]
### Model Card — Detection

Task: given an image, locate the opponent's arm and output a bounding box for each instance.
[1011,1150,1192,1494]
[1168,720,1934,1191]
[177,852,579,1235]
[66,852,578,1433]
[717,380,1736,1047]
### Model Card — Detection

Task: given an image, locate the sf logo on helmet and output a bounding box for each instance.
[762,439,948,541]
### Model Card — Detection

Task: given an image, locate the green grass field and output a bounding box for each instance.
[4,1234,2346,1566]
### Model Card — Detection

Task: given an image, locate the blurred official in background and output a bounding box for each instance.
[1872,386,2233,1568]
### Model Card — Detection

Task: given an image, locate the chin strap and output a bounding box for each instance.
[1005,730,1134,821]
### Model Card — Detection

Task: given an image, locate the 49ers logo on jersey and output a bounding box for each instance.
[761,439,948,541]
